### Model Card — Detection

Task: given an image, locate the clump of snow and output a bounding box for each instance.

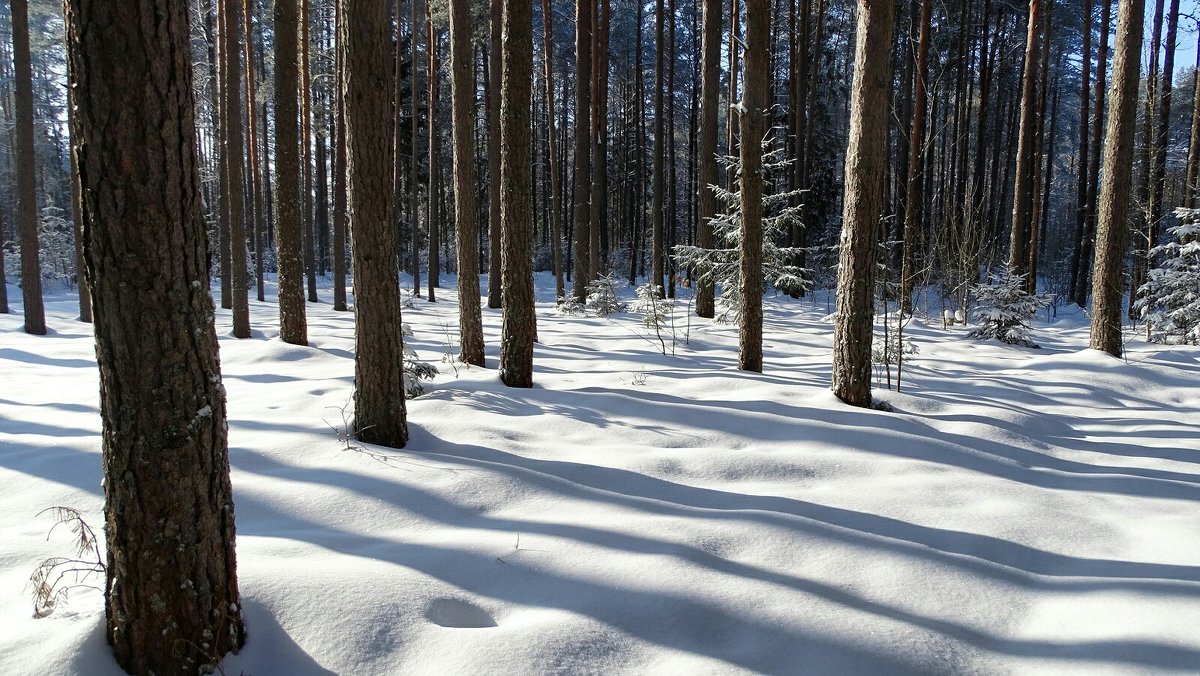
[1,274,1198,675]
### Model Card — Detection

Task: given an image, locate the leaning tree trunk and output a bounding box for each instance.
[1090,0,1145,357]
[341,0,409,448]
[695,0,719,318]
[64,0,246,671]
[11,0,44,335]
[832,0,895,407]
[738,0,768,373]
[449,0,484,365]
[499,0,535,388]
[273,0,309,344]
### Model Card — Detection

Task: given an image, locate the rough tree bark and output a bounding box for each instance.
[273,0,309,344]
[738,0,768,372]
[64,0,246,671]
[499,0,535,388]
[1008,0,1041,279]
[695,0,719,318]
[1090,0,1145,357]
[11,0,44,335]
[450,0,484,365]
[572,0,594,301]
[488,0,503,307]
[832,0,895,407]
[341,0,409,447]
[221,0,250,338]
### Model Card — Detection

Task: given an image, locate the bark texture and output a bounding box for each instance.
[274,0,309,344]
[221,0,250,338]
[738,0,768,372]
[341,0,409,448]
[65,0,246,671]
[832,0,894,407]
[695,0,719,319]
[450,0,485,365]
[1090,0,1145,357]
[572,0,593,301]
[12,0,44,335]
[499,0,535,388]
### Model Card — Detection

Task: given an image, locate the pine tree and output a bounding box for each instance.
[64,0,245,670]
[1136,212,1200,344]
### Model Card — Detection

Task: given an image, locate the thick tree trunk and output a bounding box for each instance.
[450,0,484,365]
[695,0,720,318]
[221,0,250,338]
[1077,0,1112,306]
[499,0,535,387]
[11,0,44,335]
[64,1,246,671]
[273,0,309,344]
[572,0,594,301]
[341,0,409,448]
[738,0,768,373]
[1090,0,1145,357]
[832,0,894,407]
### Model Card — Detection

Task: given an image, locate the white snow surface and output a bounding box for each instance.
[2,275,1199,675]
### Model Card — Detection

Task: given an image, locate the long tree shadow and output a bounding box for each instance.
[229,446,1200,672]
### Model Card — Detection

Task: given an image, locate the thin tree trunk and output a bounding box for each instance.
[542,0,564,300]
[900,0,931,315]
[1008,0,1042,279]
[739,0,768,372]
[1069,0,1092,304]
[652,0,665,294]
[11,0,43,334]
[572,0,594,300]
[427,9,440,296]
[221,0,250,338]
[695,0,720,318]
[487,0,503,307]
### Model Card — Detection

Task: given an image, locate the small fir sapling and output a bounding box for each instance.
[402,322,439,397]
[673,145,809,324]
[586,273,624,316]
[1135,210,1200,344]
[967,272,1050,347]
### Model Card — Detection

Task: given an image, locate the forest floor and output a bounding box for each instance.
[1,274,1199,675]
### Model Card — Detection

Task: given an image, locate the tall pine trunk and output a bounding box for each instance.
[274,0,309,344]
[738,0,768,372]
[11,0,44,335]
[64,0,246,670]
[1090,0,1145,356]
[832,0,894,407]
[450,0,484,365]
[342,0,410,447]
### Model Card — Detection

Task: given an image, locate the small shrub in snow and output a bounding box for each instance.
[28,507,105,618]
[586,274,624,316]
[1135,213,1200,344]
[967,272,1050,348]
[555,296,586,316]
[631,282,675,355]
[402,323,439,397]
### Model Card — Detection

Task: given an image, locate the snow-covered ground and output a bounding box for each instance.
[1,274,1198,675]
